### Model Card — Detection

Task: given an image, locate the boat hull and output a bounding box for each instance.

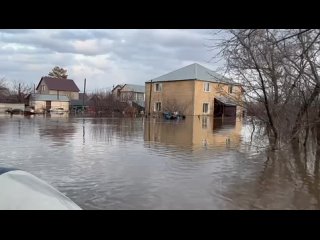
[0,168,81,210]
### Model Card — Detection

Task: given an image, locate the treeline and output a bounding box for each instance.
[0,78,32,103]
[214,29,320,151]
[85,91,142,117]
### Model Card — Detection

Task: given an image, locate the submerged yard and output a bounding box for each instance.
[0,114,319,209]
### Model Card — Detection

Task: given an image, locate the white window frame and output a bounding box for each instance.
[154,102,162,112]
[204,82,210,92]
[155,83,162,92]
[203,103,209,114]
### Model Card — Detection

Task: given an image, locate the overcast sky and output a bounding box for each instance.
[0,29,223,93]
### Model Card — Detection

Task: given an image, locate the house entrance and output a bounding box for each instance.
[46,101,51,112]
[214,97,236,118]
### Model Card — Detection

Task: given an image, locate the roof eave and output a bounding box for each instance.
[146,78,241,85]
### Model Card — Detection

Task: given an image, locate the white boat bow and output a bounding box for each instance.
[0,168,81,210]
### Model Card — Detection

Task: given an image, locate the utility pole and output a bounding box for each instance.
[83,78,86,112]
[148,80,152,116]
[18,83,21,103]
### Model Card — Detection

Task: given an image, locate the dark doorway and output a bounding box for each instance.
[214,98,236,117]
[214,98,223,117]
[224,106,236,117]
[46,101,51,112]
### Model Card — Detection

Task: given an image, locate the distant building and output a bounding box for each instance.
[111,84,145,110]
[145,63,244,117]
[70,93,90,111]
[36,76,80,100]
[111,84,124,100]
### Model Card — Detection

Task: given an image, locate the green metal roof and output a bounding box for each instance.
[30,94,69,102]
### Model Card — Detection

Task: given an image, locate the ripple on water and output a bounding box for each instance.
[1,116,317,209]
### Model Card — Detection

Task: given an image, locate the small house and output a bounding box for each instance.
[27,93,69,113]
[36,76,80,100]
[111,84,145,112]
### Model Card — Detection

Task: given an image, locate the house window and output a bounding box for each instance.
[204,82,210,92]
[228,85,233,93]
[155,83,162,92]
[154,102,162,112]
[203,103,209,114]
[41,85,45,92]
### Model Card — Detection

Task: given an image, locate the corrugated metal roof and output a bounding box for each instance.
[147,63,235,84]
[215,96,237,106]
[122,84,145,93]
[36,77,80,92]
[30,94,69,102]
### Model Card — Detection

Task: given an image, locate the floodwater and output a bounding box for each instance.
[0,113,319,209]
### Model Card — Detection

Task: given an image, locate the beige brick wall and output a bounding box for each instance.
[194,81,244,116]
[32,100,69,113]
[145,80,243,116]
[194,81,214,115]
[145,81,195,116]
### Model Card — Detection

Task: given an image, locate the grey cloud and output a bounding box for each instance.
[0,29,31,34]
[51,30,112,40]
[0,29,222,89]
[0,31,113,56]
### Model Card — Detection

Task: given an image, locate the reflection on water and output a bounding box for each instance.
[221,149,320,209]
[39,120,76,147]
[0,114,319,209]
[144,116,242,150]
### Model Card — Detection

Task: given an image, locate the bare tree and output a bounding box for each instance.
[162,98,191,115]
[88,90,130,117]
[10,80,33,103]
[0,78,8,94]
[0,78,10,102]
[0,78,6,88]
[48,66,68,79]
[212,29,320,150]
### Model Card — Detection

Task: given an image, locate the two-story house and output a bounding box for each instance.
[119,84,145,102]
[145,63,244,117]
[111,84,145,109]
[111,84,124,100]
[28,76,80,113]
[36,76,80,100]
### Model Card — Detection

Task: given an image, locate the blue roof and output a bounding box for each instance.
[30,94,69,102]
